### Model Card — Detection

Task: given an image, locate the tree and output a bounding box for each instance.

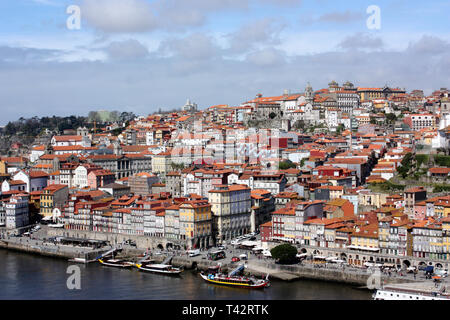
[278,160,296,170]
[109,111,120,122]
[88,111,101,123]
[385,113,397,124]
[270,244,298,264]
[397,152,413,178]
[294,120,305,130]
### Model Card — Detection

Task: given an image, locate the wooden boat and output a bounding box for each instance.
[199,272,270,289]
[135,263,183,275]
[98,258,134,268]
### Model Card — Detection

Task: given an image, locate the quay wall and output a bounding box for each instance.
[246,260,415,287]
[0,240,77,260]
[44,228,181,250]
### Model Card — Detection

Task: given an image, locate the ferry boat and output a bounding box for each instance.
[200,265,270,289]
[373,281,450,300]
[135,263,183,275]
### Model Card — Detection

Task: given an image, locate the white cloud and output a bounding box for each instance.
[80,0,157,33]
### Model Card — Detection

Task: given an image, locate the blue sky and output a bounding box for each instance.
[0,0,449,124]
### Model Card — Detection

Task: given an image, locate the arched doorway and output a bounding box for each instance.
[166,243,173,250]
[340,253,347,261]
[436,263,443,268]
[300,248,307,254]
[402,260,411,268]
[157,244,164,250]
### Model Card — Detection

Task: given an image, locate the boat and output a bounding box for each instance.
[199,264,270,289]
[135,263,183,275]
[373,282,450,300]
[98,258,134,268]
[97,247,134,268]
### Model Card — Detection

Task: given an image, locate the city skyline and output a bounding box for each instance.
[0,0,449,124]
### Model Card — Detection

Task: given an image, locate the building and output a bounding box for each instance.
[40,184,69,217]
[251,189,275,228]
[87,169,116,189]
[404,114,436,131]
[404,187,427,219]
[73,164,102,188]
[165,204,181,241]
[179,200,213,249]
[166,171,182,197]
[99,183,131,199]
[128,172,159,196]
[208,184,252,244]
[5,194,29,229]
[9,170,48,193]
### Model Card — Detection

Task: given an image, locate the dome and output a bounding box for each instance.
[328,80,338,87]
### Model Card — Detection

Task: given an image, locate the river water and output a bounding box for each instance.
[0,249,372,300]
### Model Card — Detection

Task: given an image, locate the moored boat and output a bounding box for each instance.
[135,263,183,275]
[199,272,270,289]
[98,258,134,268]
[199,264,270,289]
[373,281,450,300]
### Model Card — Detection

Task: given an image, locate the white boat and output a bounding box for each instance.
[135,263,183,275]
[98,258,134,268]
[373,282,450,300]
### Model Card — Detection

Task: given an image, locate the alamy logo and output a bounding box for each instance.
[366,5,381,30]
[66,265,81,290]
[366,269,382,290]
[66,5,81,30]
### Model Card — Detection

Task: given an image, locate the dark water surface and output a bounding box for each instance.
[0,249,372,300]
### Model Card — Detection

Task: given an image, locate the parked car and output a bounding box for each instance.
[434,268,448,277]
[231,257,240,262]
[239,254,248,260]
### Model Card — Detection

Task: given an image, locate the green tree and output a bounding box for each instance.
[385,113,397,124]
[270,244,298,264]
[294,120,305,130]
[278,160,296,170]
[88,111,101,123]
[336,124,345,135]
[397,152,413,178]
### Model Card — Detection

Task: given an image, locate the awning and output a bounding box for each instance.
[326,256,338,261]
[331,259,345,263]
[252,247,264,251]
[296,253,308,258]
[347,245,380,252]
[313,255,327,260]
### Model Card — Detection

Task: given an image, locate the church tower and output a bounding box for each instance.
[305,82,314,103]
[113,141,123,156]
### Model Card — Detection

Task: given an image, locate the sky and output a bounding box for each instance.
[0,0,449,124]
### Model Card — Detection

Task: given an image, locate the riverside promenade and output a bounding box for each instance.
[0,226,438,288]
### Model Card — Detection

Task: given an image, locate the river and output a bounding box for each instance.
[0,249,372,300]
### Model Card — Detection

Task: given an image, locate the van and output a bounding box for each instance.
[188,249,201,257]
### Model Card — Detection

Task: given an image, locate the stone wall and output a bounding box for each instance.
[247,260,413,287]
[44,227,184,251]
